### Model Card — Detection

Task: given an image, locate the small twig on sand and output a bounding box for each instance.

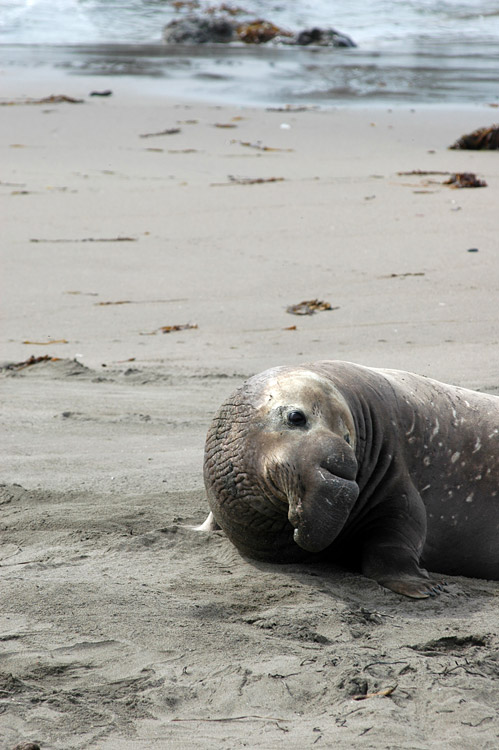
[140,128,181,138]
[30,237,137,243]
[352,685,397,701]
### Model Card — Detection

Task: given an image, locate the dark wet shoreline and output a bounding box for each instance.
[2,40,499,107]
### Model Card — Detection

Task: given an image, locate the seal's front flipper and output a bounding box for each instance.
[362,541,449,599]
[360,478,445,599]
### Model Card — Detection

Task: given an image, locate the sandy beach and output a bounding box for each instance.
[1,70,498,749]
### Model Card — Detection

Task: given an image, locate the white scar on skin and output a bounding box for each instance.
[430,418,440,442]
[317,470,334,506]
[405,413,416,437]
[450,451,460,463]
[472,437,482,453]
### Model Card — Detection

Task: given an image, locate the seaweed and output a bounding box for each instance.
[95,301,132,306]
[5,355,60,371]
[286,299,338,315]
[22,339,68,345]
[236,20,292,44]
[231,139,293,152]
[0,95,84,106]
[397,170,451,176]
[140,128,181,138]
[449,125,499,150]
[160,324,198,334]
[30,237,136,243]
[226,175,285,185]
[443,172,487,188]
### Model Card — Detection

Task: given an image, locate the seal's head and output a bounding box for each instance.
[203,366,359,562]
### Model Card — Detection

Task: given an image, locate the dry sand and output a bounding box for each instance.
[1,70,498,749]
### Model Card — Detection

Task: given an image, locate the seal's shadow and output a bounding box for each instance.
[243,554,495,622]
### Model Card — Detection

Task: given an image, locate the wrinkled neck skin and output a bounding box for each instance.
[310,362,411,530]
[203,372,298,561]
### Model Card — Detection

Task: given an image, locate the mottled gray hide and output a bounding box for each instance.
[203,361,499,598]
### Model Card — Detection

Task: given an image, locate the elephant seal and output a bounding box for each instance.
[203,361,499,598]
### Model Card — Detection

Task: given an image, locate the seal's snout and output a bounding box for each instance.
[287,492,331,554]
[318,440,358,482]
[288,464,360,554]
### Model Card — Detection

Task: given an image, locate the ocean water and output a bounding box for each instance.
[1,0,499,106]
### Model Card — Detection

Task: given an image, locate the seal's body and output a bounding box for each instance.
[203,362,499,598]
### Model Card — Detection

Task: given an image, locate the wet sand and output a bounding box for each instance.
[1,73,498,749]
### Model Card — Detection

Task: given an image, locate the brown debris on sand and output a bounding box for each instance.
[443,172,487,188]
[160,323,198,334]
[22,339,68,345]
[140,128,181,138]
[95,300,132,306]
[449,125,499,150]
[381,272,425,279]
[227,175,285,185]
[232,139,294,152]
[5,355,60,371]
[352,685,397,701]
[397,170,451,176]
[139,323,198,335]
[396,169,487,189]
[30,236,137,243]
[286,299,338,315]
[0,95,84,106]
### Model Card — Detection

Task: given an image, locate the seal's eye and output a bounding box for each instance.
[287,410,307,427]
[344,434,351,444]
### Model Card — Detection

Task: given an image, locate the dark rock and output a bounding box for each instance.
[295,27,356,47]
[163,14,356,47]
[163,16,235,44]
